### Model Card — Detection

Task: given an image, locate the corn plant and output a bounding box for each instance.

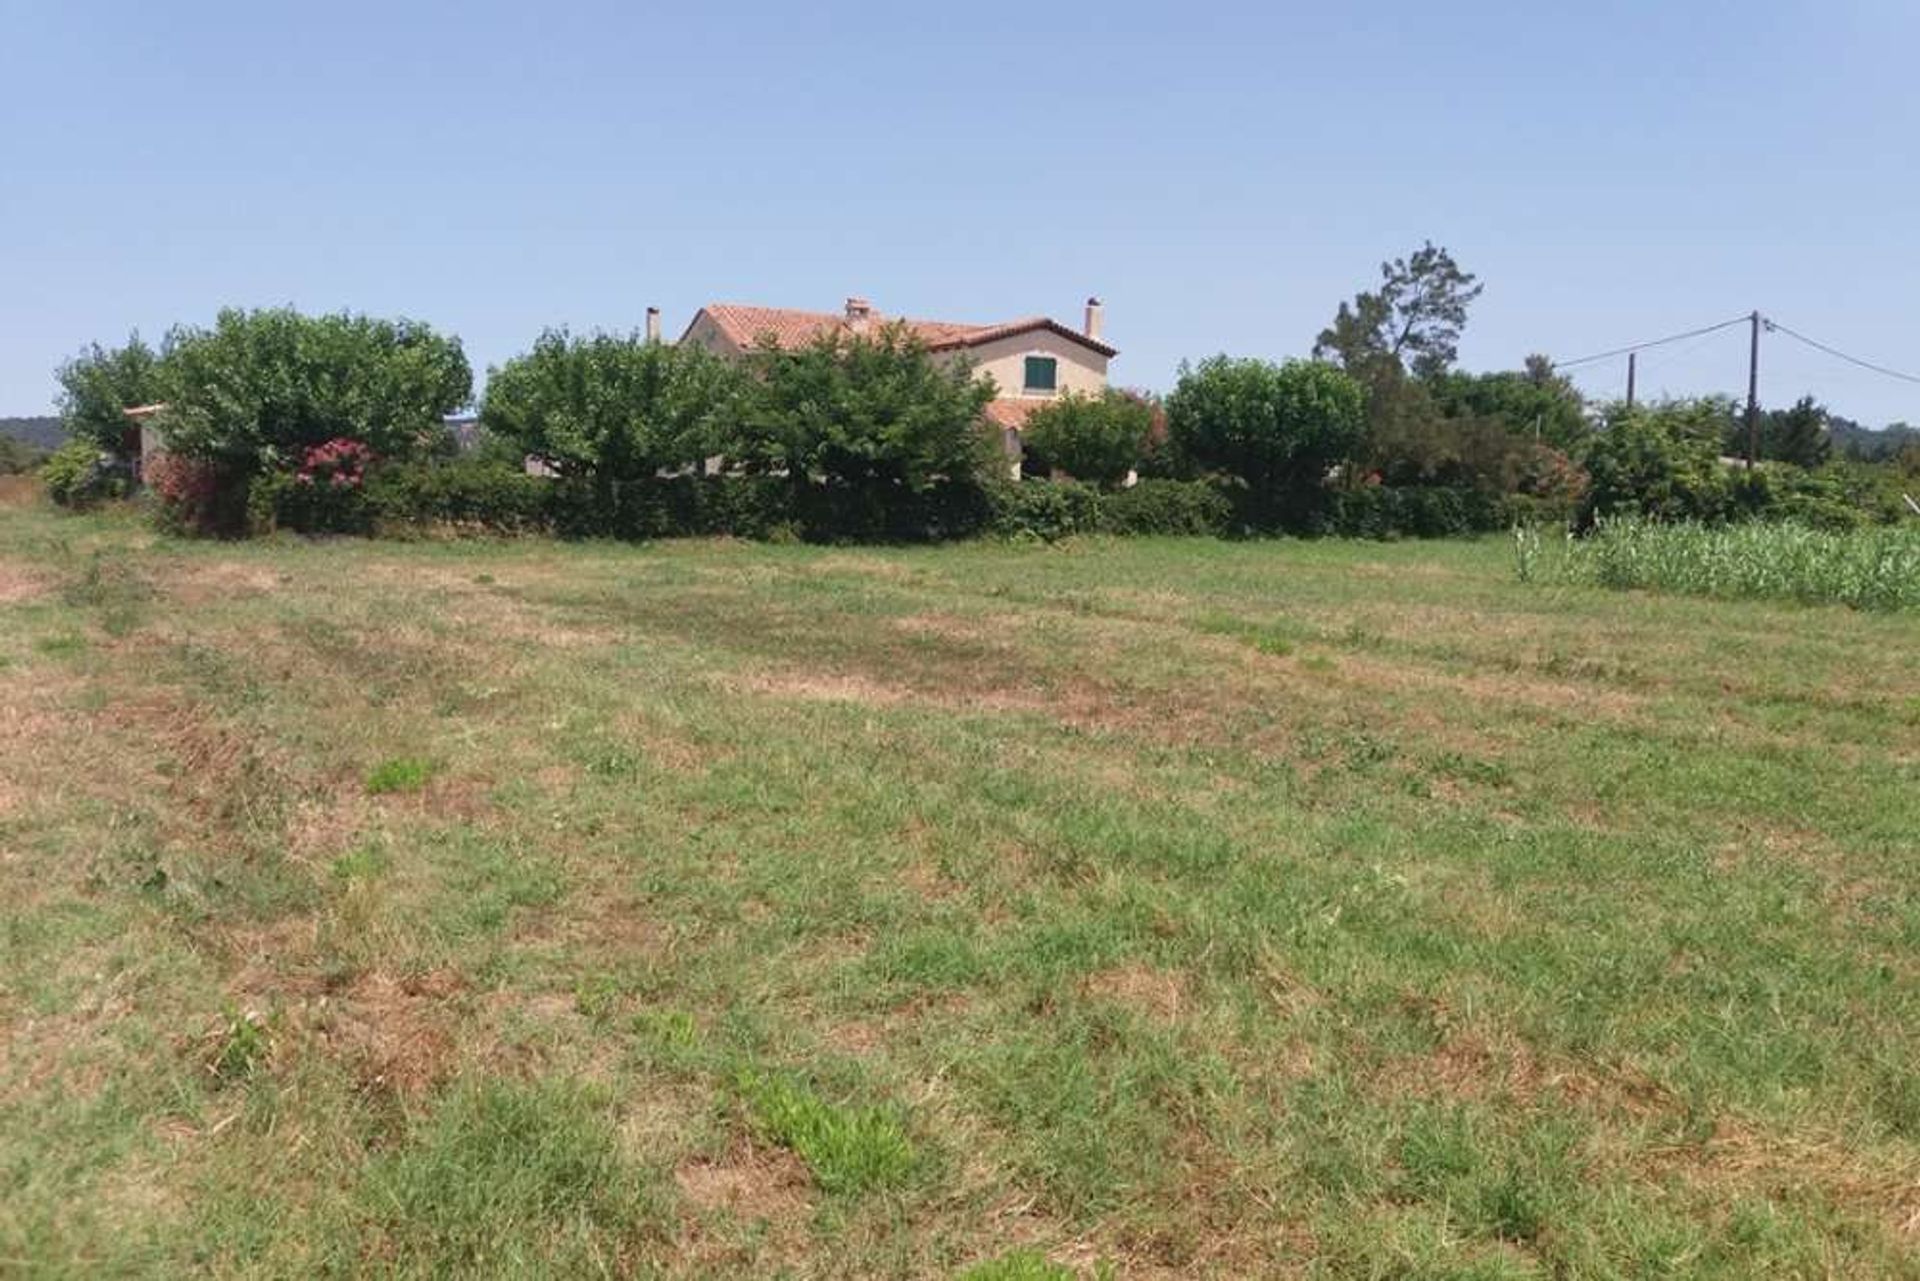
[1514,518,1920,611]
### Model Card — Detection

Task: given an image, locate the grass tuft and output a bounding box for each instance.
[365,756,435,794]
[736,1070,916,1196]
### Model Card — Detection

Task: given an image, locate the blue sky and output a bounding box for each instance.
[4,1,1918,425]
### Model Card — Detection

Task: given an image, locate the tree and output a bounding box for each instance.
[56,334,165,458]
[1313,242,1483,381]
[1581,398,1737,525]
[1164,356,1366,523]
[732,322,994,496]
[481,330,743,502]
[1758,395,1832,468]
[1021,390,1155,488]
[1428,360,1590,449]
[161,308,471,473]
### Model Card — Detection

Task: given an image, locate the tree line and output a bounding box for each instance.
[38,246,1920,539]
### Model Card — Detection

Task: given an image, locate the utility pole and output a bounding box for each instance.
[1745,310,1762,469]
[1625,351,1636,410]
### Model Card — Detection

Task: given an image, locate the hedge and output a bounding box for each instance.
[252,464,1542,543]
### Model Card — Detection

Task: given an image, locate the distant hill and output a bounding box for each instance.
[1828,416,1919,461]
[0,416,65,450]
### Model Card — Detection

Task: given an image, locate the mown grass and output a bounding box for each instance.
[1,498,1916,1277]
[1517,518,1920,611]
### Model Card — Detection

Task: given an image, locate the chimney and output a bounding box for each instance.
[844,296,873,334]
[1084,296,1104,342]
[645,306,661,343]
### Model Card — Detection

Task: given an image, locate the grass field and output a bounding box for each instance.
[2,499,1917,1278]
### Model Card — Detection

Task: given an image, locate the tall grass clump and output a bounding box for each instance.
[1516,519,1920,610]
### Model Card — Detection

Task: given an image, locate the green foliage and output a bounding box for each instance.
[985,478,1229,540]
[1098,477,1232,535]
[40,440,127,508]
[56,334,164,457]
[365,756,434,794]
[1022,390,1156,488]
[1516,519,1920,610]
[1580,398,1738,525]
[1325,484,1511,539]
[364,459,553,533]
[1429,358,1590,449]
[161,307,471,474]
[1313,241,1483,380]
[1755,395,1833,468]
[1164,356,1366,527]
[480,329,743,502]
[736,1070,916,1196]
[207,1007,273,1084]
[0,435,48,476]
[986,478,1108,540]
[733,321,995,504]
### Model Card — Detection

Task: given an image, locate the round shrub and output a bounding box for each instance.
[1021,391,1156,488]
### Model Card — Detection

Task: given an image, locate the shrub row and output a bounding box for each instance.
[247,460,1551,545]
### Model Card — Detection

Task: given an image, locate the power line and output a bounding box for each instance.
[1763,319,1920,387]
[1554,315,1752,370]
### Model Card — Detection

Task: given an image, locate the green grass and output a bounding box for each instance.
[365,756,436,794]
[1517,518,1920,610]
[2,498,1916,1276]
[736,1069,918,1196]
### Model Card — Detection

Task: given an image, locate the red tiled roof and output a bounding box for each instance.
[688,303,1117,359]
[983,399,1049,432]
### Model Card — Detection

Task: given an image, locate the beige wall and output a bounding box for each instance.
[683,310,1109,403]
[682,312,740,357]
[945,329,1108,401]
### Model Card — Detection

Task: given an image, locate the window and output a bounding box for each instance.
[1023,355,1058,394]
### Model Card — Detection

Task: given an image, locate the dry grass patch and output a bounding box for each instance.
[307,968,467,1099]
[1081,963,1189,1024]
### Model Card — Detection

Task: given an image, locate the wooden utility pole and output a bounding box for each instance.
[1745,310,1762,469]
[1625,352,1637,410]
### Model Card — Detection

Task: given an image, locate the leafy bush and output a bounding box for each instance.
[1323,484,1507,539]
[252,438,378,533]
[365,459,554,534]
[480,329,743,517]
[730,322,996,527]
[56,334,165,458]
[41,440,129,508]
[149,453,251,536]
[160,307,471,475]
[983,478,1229,540]
[1515,520,1920,611]
[1165,356,1367,529]
[1580,399,1737,526]
[1022,390,1156,487]
[987,478,1105,540]
[1098,478,1230,535]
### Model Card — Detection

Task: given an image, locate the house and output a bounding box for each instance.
[677,296,1117,473]
[124,404,171,479]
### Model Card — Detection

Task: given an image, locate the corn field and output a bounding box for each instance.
[1514,519,1920,611]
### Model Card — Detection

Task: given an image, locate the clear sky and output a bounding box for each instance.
[5,1,1918,425]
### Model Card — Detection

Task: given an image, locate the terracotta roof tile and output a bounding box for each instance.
[984,398,1049,431]
[690,303,1116,359]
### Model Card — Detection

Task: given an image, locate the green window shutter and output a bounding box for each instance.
[1024,356,1057,392]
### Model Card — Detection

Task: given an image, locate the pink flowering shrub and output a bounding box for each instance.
[256,438,378,533]
[295,438,374,490]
